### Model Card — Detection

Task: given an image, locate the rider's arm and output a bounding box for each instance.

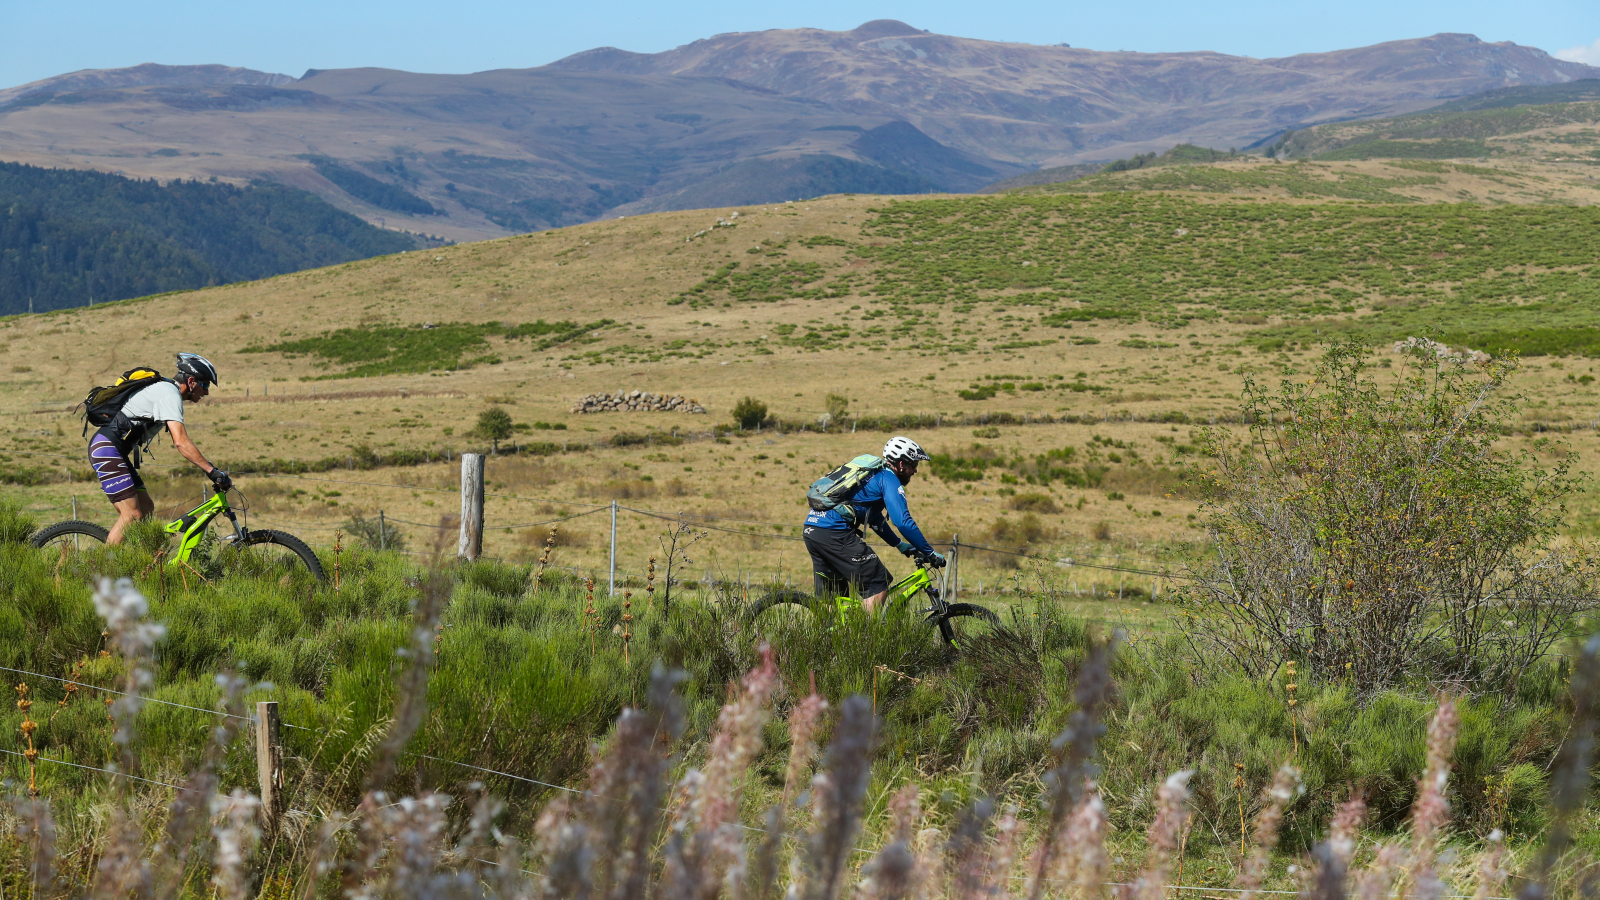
[166,421,217,474]
[879,471,935,555]
[863,507,900,546]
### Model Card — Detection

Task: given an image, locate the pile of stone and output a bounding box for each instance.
[1392,336,1491,365]
[572,390,708,414]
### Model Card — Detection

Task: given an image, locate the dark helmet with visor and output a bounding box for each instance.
[175,352,219,387]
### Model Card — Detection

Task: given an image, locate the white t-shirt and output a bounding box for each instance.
[118,380,184,447]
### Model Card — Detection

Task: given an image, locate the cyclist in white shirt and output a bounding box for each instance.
[88,353,229,545]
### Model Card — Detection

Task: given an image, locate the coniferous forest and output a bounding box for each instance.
[0,162,419,315]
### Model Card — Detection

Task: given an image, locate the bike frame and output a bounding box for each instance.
[161,487,246,568]
[827,562,949,622]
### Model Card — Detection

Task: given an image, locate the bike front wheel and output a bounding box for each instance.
[932,602,1002,647]
[218,529,327,582]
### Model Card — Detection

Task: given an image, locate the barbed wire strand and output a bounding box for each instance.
[0,747,201,793]
[0,664,259,723]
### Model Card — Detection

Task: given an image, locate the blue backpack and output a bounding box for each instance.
[806,455,886,526]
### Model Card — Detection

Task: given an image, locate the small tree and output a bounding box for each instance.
[475,406,515,453]
[824,392,849,421]
[731,397,768,430]
[1182,339,1596,694]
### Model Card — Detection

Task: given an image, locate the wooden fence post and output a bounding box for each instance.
[256,701,282,834]
[459,453,484,560]
[950,533,960,603]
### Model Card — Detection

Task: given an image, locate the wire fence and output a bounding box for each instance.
[8,447,1196,601]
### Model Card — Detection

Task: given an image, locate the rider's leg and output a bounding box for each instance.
[93,436,147,545]
[861,589,888,615]
[106,490,151,545]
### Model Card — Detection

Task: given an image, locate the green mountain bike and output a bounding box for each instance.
[31,478,326,582]
[746,552,999,647]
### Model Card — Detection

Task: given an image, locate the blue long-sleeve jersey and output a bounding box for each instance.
[803,467,936,555]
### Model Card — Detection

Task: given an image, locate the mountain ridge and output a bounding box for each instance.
[0,25,1594,238]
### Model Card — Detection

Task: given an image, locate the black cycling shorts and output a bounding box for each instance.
[90,433,145,504]
[803,525,891,598]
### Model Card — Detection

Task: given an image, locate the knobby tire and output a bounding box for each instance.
[30,520,111,547]
[230,529,327,581]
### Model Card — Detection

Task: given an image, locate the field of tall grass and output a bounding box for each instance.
[1,492,1595,897]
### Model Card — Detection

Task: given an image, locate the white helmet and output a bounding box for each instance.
[883,436,930,462]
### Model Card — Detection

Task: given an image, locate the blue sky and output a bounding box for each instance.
[4,0,1597,90]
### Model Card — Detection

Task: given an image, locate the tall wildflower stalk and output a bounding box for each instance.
[663,644,779,900]
[87,576,166,900]
[1125,771,1194,900]
[575,665,687,900]
[1234,764,1302,900]
[1409,695,1461,900]
[796,695,878,900]
[1026,638,1115,900]
[857,785,921,900]
[1517,635,1598,900]
[945,797,996,900]
[753,684,828,900]
[11,795,56,898]
[210,788,263,900]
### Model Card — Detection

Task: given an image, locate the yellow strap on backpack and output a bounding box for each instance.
[115,369,159,386]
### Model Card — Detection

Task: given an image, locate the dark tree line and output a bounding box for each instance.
[0,162,418,315]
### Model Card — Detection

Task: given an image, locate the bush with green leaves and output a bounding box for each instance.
[474,406,515,453]
[1182,339,1599,694]
[731,396,769,430]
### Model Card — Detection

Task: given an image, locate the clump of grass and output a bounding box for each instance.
[0,497,36,544]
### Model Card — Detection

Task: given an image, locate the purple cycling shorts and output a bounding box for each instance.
[90,433,145,504]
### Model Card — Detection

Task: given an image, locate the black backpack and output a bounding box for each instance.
[78,366,164,437]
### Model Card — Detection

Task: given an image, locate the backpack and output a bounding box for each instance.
[806,454,886,526]
[79,367,164,437]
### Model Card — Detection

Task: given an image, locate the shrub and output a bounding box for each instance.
[474,406,515,453]
[0,497,35,544]
[988,512,1052,546]
[1007,492,1060,514]
[731,396,769,429]
[344,513,406,552]
[1184,339,1599,694]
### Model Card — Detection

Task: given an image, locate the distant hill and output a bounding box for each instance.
[0,63,293,108]
[0,162,418,315]
[1265,93,1600,161]
[0,29,1594,236]
[981,145,1243,192]
[1430,78,1600,112]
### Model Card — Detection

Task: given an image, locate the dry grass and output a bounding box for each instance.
[4,188,1600,585]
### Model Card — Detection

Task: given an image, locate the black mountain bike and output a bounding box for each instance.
[32,479,326,582]
[746,553,999,647]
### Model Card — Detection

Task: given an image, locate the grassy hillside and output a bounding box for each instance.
[3,185,1599,584]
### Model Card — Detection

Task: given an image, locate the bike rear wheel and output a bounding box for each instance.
[30,520,110,555]
[933,602,1002,647]
[218,529,327,582]
[745,589,827,626]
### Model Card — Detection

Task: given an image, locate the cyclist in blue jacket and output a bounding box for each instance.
[803,436,947,613]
